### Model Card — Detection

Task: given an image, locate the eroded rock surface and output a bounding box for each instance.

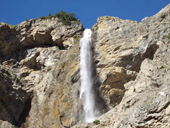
[0,65,32,128]
[74,4,170,128]
[72,3,170,128]
[0,17,84,128]
[1,4,170,128]
[91,14,160,108]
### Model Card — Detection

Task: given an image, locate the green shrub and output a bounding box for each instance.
[106,17,111,21]
[93,120,100,125]
[168,34,170,40]
[48,12,51,17]
[36,10,79,26]
[55,10,79,25]
[8,24,17,28]
[39,16,48,19]
[42,24,47,27]
[122,88,127,92]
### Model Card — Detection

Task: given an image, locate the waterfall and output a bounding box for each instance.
[79,29,99,122]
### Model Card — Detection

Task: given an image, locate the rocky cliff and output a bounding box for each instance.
[0,17,84,128]
[0,4,170,128]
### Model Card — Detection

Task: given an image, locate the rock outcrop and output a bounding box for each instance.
[91,14,159,108]
[76,4,170,128]
[0,17,84,128]
[0,66,32,127]
[1,4,170,128]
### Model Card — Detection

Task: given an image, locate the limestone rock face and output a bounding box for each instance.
[0,65,32,128]
[17,18,83,46]
[72,3,170,128]
[0,17,83,128]
[0,25,19,57]
[92,15,157,108]
[1,4,170,128]
[0,17,83,60]
[87,4,170,128]
[23,42,81,128]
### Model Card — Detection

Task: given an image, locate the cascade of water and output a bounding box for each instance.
[79,29,98,122]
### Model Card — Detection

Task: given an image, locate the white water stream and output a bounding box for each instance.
[80,29,98,122]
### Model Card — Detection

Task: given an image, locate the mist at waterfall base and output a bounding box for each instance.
[79,29,100,123]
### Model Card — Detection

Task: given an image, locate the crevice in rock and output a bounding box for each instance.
[116,43,159,72]
[0,67,32,127]
[17,96,32,127]
[143,43,159,60]
[1,43,66,63]
[131,43,159,72]
[24,50,40,70]
[0,93,32,127]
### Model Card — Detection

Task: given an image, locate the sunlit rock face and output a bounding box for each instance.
[72,3,170,128]
[91,15,155,108]
[1,3,170,128]
[86,4,170,128]
[0,17,84,128]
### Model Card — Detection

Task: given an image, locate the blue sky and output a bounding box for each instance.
[0,0,169,28]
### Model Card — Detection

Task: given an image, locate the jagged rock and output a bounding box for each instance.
[86,4,170,128]
[20,46,63,70]
[23,40,81,128]
[0,17,83,61]
[16,18,83,48]
[63,38,75,49]
[98,66,136,108]
[72,3,170,128]
[71,122,95,128]
[1,3,170,128]
[0,65,32,128]
[0,17,83,128]
[92,13,159,108]
[0,25,19,57]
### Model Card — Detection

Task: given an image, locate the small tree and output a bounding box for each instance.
[36,10,79,25]
[48,12,51,17]
[55,10,78,25]
[93,120,100,125]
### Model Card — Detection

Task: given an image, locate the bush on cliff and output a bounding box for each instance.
[167,34,170,40]
[55,10,78,25]
[38,10,79,25]
[93,120,100,125]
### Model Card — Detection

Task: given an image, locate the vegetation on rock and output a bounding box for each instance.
[0,22,17,29]
[1,3,170,128]
[167,34,170,40]
[38,10,80,25]
[93,120,100,125]
[7,24,17,28]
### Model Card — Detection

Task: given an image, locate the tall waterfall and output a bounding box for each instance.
[80,29,98,122]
